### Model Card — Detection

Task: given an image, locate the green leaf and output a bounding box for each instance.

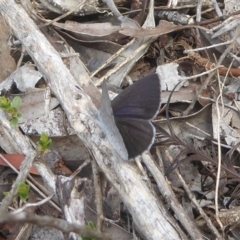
[37,141,44,148]
[17,182,30,201]
[87,221,95,230]
[11,96,22,110]
[81,221,96,240]
[46,139,52,147]
[40,133,48,142]
[16,113,22,118]
[10,117,19,127]
[37,133,52,154]
[0,97,11,109]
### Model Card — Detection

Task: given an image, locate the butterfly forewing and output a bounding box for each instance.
[111,73,161,120]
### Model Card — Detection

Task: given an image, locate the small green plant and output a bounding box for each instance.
[82,221,95,240]
[17,182,30,201]
[3,182,30,202]
[37,132,52,155]
[0,96,22,127]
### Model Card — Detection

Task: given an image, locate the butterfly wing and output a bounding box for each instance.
[114,117,155,158]
[111,73,161,120]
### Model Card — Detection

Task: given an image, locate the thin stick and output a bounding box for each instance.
[94,38,154,87]
[90,39,136,78]
[214,61,233,230]
[0,154,61,212]
[91,155,104,231]
[164,150,223,239]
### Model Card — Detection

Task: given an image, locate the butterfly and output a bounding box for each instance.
[111,73,161,158]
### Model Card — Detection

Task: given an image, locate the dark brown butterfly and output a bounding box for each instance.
[111,73,161,158]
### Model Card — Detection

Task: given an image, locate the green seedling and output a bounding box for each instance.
[0,96,22,127]
[17,182,30,201]
[3,182,30,202]
[82,221,95,240]
[37,132,52,155]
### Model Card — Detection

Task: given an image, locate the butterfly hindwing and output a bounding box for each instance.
[114,117,155,158]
